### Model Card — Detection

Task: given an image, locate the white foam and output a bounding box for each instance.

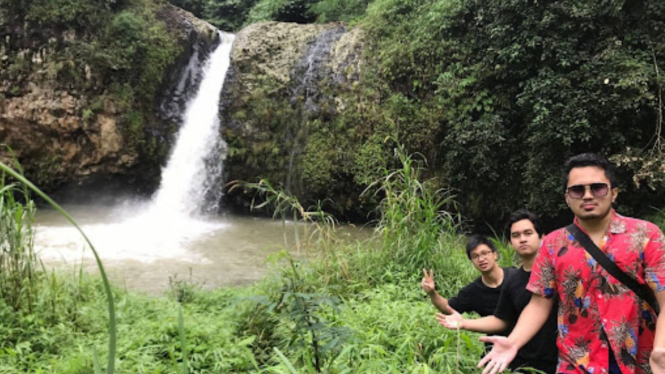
[35,205,228,263]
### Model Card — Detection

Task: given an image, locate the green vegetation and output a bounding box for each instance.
[185,0,665,228]
[0,157,37,314]
[168,0,369,31]
[0,156,118,373]
[0,150,502,373]
[7,0,664,227]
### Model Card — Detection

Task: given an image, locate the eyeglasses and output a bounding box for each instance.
[566,183,610,199]
[470,250,493,261]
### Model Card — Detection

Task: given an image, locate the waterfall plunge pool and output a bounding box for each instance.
[34,202,370,295]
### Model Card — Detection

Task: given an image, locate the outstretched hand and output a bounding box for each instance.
[477,336,518,374]
[421,269,436,296]
[651,347,665,374]
[435,309,464,330]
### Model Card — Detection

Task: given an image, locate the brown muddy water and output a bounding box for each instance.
[34,202,370,295]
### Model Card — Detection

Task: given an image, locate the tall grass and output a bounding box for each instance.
[230,178,339,251]
[365,145,466,277]
[0,146,491,373]
[0,160,117,374]
[0,158,37,313]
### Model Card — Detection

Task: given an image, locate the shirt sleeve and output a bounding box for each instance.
[527,234,557,299]
[643,222,665,293]
[449,283,474,314]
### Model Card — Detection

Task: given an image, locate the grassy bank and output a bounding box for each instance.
[0,150,586,373]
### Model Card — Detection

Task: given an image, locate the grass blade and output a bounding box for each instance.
[178,305,188,374]
[273,347,299,374]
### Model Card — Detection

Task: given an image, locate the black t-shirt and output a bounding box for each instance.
[449,267,517,316]
[493,267,558,374]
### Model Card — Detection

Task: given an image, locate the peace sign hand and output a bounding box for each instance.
[421,268,436,296]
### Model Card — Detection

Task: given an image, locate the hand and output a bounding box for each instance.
[477,336,518,374]
[421,269,436,296]
[651,347,665,374]
[436,309,464,330]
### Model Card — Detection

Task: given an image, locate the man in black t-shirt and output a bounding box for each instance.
[422,235,516,317]
[436,210,558,374]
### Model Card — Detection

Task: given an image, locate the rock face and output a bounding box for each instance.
[1,12,367,214]
[220,22,366,216]
[0,4,219,195]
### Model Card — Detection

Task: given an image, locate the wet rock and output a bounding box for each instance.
[0,4,218,193]
[220,21,366,215]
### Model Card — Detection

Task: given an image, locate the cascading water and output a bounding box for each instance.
[35,33,235,264]
[151,33,234,217]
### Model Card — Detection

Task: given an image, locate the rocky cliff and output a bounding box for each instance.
[0,2,218,196]
[1,3,370,215]
[221,22,367,217]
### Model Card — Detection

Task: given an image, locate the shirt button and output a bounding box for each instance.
[603,319,608,323]
[598,294,603,299]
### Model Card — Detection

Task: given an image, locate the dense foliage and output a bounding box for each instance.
[1,0,181,104]
[169,0,369,31]
[361,0,665,226]
[203,0,665,228]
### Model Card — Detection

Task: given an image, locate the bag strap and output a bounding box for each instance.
[566,224,660,315]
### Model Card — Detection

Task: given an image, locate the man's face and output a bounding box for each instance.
[510,219,541,257]
[565,166,618,221]
[469,244,498,273]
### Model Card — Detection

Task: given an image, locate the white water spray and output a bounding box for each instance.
[152,32,235,217]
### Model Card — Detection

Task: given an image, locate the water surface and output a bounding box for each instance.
[35,203,368,294]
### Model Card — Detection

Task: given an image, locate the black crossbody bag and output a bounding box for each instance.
[567,224,660,315]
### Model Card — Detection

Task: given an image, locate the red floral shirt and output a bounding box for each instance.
[527,211,665,374]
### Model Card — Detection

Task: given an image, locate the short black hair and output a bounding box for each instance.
[508,209,543,237]
[466,234,496,260]
[563,153,617,190]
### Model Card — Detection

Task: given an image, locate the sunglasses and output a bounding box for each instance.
[566,183,610,199]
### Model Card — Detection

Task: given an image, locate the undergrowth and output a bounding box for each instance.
[0,148,512,373]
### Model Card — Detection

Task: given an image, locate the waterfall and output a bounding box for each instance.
[34,33,236,264]
[151,32,235,217]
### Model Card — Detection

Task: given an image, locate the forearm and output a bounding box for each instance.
[461,315,508,334]
[429,292,453,314]
[507,294,554,349]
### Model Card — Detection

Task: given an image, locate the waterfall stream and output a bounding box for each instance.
[285,27,345,192]
[35,33,235,264]
[152,33,234,217]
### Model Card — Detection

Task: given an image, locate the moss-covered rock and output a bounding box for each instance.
[221,22,379,219]
[0,1,218,194]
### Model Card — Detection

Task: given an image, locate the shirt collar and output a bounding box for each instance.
[572,210,626,235]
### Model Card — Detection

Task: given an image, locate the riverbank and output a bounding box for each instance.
[5,152,665,373]
[0,152,492,373]
[1,233,495,373]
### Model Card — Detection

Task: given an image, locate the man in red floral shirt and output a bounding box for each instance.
[478,153,665,374]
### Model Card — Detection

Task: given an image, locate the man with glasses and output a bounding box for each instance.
[421,235,516,320]
[436,209,557,373]
[478,153,665,374]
